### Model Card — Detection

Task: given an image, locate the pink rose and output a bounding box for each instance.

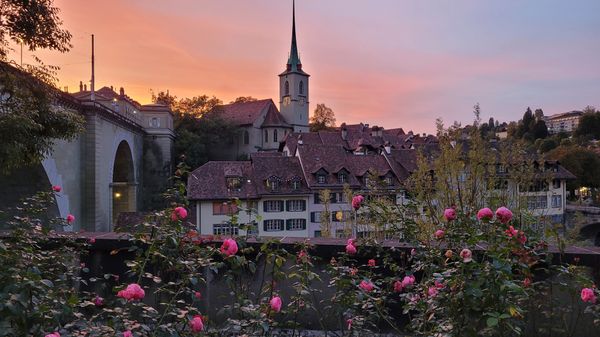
[435,280,445,289]
[477,207,493,221]
[220,239,238,256]
[367,259,376,267]
[523,278,531,288]
[270,296,282,312]
[171,206,188,221]
[410,248,416,256]
[117,283,145,301]
[93,295,104,306]
[393,280,403,292]
[194,291,202,299]
[346,318,353,330]
[581,288,597,303]
[345,243,357,255]
[45,333,60,337]
[505,225,518,238]
[123,331,133,337]
[189,315,204,332]
[297,250,308,262]
[66,214,75,224]
[52,185,62,192]
[427,286,439,297]
[495,207,513,224]
[443,208,456,221]
[352,195,365,210]
[434,229,445,240]
[359,280,374,292]
[402,275,416,287]
[459,248,472,263]
[89,237,96,244]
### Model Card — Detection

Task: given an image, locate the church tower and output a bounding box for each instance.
[279,0,309,133]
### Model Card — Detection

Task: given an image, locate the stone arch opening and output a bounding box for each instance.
[0,165,59,228]
[111,140,137,226]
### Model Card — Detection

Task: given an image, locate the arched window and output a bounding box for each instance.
[264,129,269,143]
[284,81,290,95]
[299,81,304,95]
[243,130,249,145]
[273,129,278,142]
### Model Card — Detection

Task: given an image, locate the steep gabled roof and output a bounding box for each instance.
[216,99,272,126]
[261,103,292,128]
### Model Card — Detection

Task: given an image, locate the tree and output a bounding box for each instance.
[309,103,336,132]
[230,96,258,104]
[538,138,557,153]
[575,106,600,140]
[151,90,221,118]
[0,0,83,174]
[534,108,544,120]
[152,91,237,169]
[531,119,548,139]
[547,146,600,191]
[0,0,72,59]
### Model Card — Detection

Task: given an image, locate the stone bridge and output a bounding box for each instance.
[566,204,600,245]
[0,86,174,232]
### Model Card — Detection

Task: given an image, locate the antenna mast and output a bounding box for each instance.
[91,34,95,101]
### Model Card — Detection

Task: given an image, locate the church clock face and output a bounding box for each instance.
[299,97,305,106]
[283,96,291,106]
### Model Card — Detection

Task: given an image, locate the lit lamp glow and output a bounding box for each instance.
[114,192,122,199]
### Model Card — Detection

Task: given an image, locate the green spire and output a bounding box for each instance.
[287,0,302,71]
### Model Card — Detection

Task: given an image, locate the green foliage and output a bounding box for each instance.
[547,146,600,190]
[0,63,84,174]
[151,90,238,169]
[511,107,548,142]
[574,106,600,140]
[0,0,71,59]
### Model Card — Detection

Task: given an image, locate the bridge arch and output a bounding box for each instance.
[109,138,138,228]
[580,222,600,246]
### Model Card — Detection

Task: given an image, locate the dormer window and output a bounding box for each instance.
[385,176,393,186]
[338,172,347,184]
[290,177,302,191]
[364,176,371,188]
[317,174,326,184]
[266,176,281,192]
[226,177,242,191]
[150,117,160,128]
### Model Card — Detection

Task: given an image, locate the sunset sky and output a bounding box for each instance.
[9,0,600,133]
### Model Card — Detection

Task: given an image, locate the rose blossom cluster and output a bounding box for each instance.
[171,206,188,221]
[117,283,145,301]
[346,238,357,255]
[220,238,239,256]
[581,288,597,304]
[352,195,364,210]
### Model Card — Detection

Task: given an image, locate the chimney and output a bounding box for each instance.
[79,81,83,92]
[119,87,125,97]
[110,85,114,91]
[84,84,87,91]
[341,126,348,140]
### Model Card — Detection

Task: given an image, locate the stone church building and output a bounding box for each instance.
[216,1,310,160]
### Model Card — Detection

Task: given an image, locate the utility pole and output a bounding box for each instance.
[90,34,95,101]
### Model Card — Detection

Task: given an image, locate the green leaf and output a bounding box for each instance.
[487,317,499,327]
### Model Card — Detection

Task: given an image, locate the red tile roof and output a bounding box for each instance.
[261,103,292,128]
[215,99,289,127]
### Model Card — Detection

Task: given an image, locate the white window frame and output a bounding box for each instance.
[264,219,284,232]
